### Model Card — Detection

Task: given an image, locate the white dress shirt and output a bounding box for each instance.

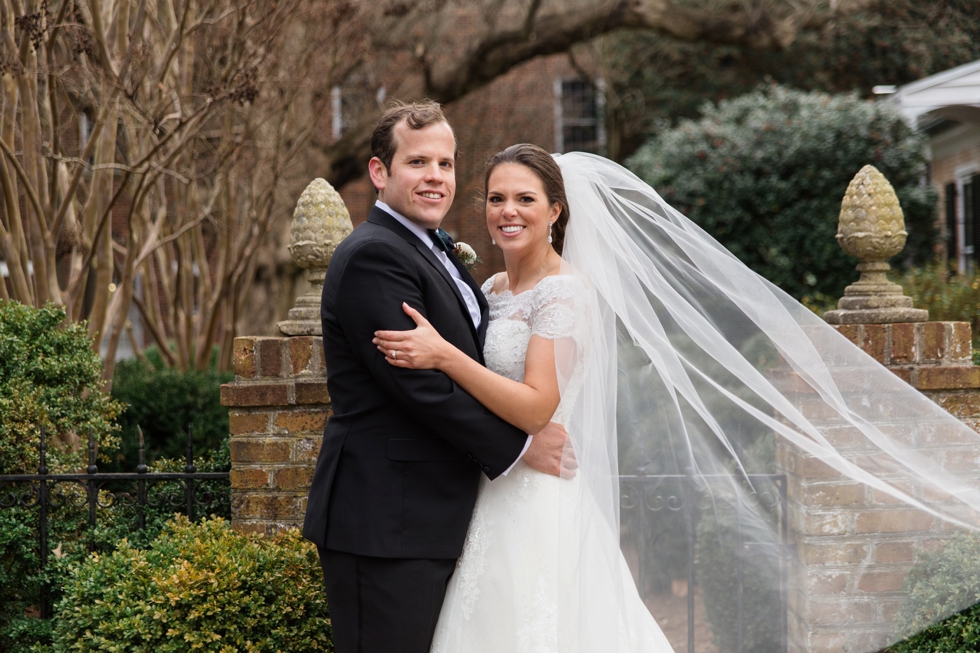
[377,201,481,329]
[376,200,532,474]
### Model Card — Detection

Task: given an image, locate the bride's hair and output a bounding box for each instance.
[484,144,569,255]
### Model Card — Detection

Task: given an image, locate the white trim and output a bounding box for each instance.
[331,86,343,140]
[553,78,563,153]
[896,59,980,99]
[0,261,34,278]
[892,58,980,126]
[955,163,980,179]
[596,77,607,157]
[79,113,91,150]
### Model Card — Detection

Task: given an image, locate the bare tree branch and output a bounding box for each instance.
[323,0,872,188]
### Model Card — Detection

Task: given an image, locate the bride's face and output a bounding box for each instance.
[486,163,561,254]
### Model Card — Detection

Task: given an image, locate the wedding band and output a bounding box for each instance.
[392,350,398,360]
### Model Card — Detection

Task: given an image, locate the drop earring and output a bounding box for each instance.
[491,238,496,245]
[547,222,554,244]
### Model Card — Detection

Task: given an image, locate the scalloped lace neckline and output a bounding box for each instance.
[487,273,562,299]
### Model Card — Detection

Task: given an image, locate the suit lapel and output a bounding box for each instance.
[448,254,490,349]
[367,207,483,353]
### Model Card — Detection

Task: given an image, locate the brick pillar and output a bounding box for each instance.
[220,336,328,535]
[779,321,980,652]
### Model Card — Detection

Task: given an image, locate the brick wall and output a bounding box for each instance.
[779,321,980,652]
[219,317,980,649]
[220,336,328,535]
[336,53,585,287]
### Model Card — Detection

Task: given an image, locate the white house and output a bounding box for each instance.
[892,59,980,271]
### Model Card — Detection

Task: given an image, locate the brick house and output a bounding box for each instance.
[892,59,980,271]
[333,53,607,285]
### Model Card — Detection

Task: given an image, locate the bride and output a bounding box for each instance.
[374,145,980,652]
[376,143,673,652]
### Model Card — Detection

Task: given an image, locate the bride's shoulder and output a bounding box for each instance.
[528,274,589,339]
[532,273,588,306]
[480,272,508,297]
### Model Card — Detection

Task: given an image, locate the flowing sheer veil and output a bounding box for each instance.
[552,152,980,652]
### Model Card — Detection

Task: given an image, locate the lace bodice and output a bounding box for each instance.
[481,274,586,382]
[479,274,590,431]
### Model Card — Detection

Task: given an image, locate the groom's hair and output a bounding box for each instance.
[371,100,458,173]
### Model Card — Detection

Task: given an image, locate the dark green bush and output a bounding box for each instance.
[109,347,233,471]
[1,460,231,651]
[0,501,117,651]
[889,532,980,652]
[695,473,783,653]
[626,85,938,301]
[48,516,333,652]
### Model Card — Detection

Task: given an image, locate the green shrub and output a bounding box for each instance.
[626,85,938,301]
[0,501,114,651]
[1,466,231,650]
[894,266,980,350]
[48,516,333,652]
[890,532,980,652]
[0,301,123,650]
[109,347,233,471]
[0,301,122,473]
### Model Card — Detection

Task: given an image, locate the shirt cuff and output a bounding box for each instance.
[502,435,533,476]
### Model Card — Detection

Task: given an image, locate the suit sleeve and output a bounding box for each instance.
[334,239,527,478]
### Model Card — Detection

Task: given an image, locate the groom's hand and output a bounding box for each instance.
[522,422,577,478]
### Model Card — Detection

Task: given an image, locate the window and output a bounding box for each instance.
[952,166,980,273]
[331,78,385,141]
[554,77,606,154]
[966,175,979,265]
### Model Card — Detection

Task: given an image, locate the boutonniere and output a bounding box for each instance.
[453,242,481,270]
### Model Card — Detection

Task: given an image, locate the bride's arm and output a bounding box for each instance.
[373,303,560,434]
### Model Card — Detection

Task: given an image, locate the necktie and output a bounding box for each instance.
[427,229,481,329]
[430,228,455,256]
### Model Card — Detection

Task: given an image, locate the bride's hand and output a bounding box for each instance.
[374,303,452,370]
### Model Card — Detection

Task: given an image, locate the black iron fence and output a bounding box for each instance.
[2,431,784,648]
[620,472,789,653]
[0,428,230,618]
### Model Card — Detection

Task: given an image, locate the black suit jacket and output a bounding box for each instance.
[302,207,528,559]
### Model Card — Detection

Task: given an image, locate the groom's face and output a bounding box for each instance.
[369,120,456,230]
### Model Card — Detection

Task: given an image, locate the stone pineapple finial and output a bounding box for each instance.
[824,165,928,325]
[278,179,353,336]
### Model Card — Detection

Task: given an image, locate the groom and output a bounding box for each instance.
[302,100,571,653]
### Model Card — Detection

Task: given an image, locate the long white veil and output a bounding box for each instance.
[553,152,980,652]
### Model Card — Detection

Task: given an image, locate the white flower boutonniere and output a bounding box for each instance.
[453,242,481,270]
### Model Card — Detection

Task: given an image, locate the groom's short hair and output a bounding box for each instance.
[371,100,458,173]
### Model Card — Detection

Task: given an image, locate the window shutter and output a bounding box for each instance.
[946,182,957,263]
[969,177,980,263]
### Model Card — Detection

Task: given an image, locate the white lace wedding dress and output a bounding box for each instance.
[431,274,675,653]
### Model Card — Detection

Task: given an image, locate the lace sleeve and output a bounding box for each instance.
[480,274,498,299]
[529,275,587,340]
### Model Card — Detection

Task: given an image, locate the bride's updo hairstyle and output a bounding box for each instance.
[484,144,570,255]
